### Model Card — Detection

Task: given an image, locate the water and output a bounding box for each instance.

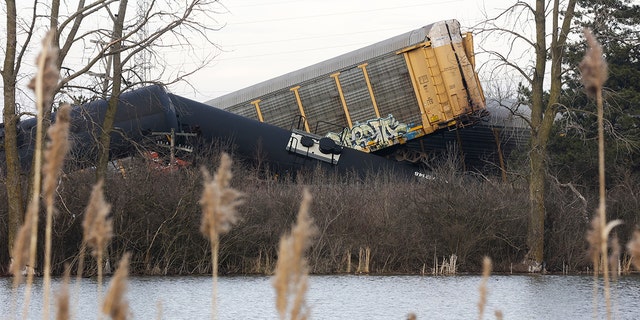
[2,274,640,319]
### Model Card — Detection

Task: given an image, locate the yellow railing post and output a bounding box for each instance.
[358,63,381,118]
[331,72,353,128]
[251,99,264,122]
[290,86,310,132]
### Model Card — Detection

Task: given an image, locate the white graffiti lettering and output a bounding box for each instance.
[327,114,413,151]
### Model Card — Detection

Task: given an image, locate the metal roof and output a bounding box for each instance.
[206,20,459,109]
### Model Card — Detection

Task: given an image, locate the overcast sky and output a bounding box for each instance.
[167,0,521,103]
[0,0,527,120]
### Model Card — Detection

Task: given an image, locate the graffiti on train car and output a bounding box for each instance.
[327,114,423,152]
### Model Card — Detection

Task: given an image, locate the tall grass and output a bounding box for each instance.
[56,265,71,320]
[6,27,640,320]
[477,257,491,320]
[8,28,123,320]
[628,231,640,270]
[199,153,243,319]
[101,253,131,320]
[18,29,60,320]
[273,188,317,320]
[579,28,626,320]
[43,103,71,319]
[82,180,113,305]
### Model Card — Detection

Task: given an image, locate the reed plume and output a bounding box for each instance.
[200,153,243,237]
[627,230,640,271]
[27,31,60,107]
[273,188,317,320]
[580,28,618,320]
[102,253,131,320]
[579,29,608,98]
[13,29,61,320]
[43,104,71,207]
[477,256,492,320]
[82,180,113,302]
[199,152,243,319]
[43,103,71,319]
[586,215,603,275]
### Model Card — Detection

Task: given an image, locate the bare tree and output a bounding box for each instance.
[92,0,224,180]
[96,0,128,182]
[476,0,577,270]
[1,0,224,270]
[1,0,31,269]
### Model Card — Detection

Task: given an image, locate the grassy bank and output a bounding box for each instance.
[2,150,638,276]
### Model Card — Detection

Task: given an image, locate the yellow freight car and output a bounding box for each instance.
[206,19,486,158]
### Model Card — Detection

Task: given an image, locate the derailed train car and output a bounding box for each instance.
[0,19,489,178]
[0,85,430,179]
[0,85,178,171]
[205,19,487,161]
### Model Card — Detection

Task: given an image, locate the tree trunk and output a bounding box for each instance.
[522,0,548,270]
[523,0,577,270]
[2,0,25,270]
[96,0,128,181]
[527,135,546,267]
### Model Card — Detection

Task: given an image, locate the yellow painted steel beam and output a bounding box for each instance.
[331,72,353,128]
[395,41,431,54]
[358,63,381,118]
[251,99,264,122]
[290,86,310,132]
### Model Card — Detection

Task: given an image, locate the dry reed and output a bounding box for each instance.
[580,28,616,320]
[627,230,640,270]
[477,256,492,320]
[55,265,71,320]
[11,29,61,320]
[82,180,113,302]
[199,152,243,319]
[579,29,608,98]
[344,249,351,273]
[273,188,317,320]
[356,246,371,274]
[43,103,71,319]
[199,152,243,238]
[9,200,37,320]
[102,253,131,320]
[74,242,88,315]
[43,103,71,207]
[609,235,621,281]
[586,214,602,315]
[586,216,603,275]
[10,200,35,286]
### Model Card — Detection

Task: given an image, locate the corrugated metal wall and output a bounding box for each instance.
[206,22,440,109]
[297,78,347,134]
[258,92,298,130]
[216,49,422,138]
[365,53,421,126]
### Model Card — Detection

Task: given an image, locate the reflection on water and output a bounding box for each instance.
[2,274,640,319]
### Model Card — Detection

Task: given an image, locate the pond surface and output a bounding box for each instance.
[2,274,640,319]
